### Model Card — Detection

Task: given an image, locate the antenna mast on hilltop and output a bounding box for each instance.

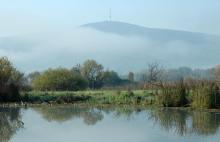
[109,8,112,21]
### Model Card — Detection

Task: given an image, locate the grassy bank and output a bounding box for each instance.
[15,83,220,110]
[20,90,155,106]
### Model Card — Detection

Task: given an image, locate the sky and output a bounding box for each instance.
[0,0,220,36]
[0,0,220,73]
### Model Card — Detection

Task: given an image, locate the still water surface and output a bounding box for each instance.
[1,105,220,142]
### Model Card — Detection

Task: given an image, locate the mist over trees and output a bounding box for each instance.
[29,60,218,92]
[135,66,214,83]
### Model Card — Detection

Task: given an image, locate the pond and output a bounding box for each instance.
[1,105,220,142]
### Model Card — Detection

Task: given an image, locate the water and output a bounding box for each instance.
[1,106,220,142]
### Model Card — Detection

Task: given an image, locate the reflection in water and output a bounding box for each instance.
[34,106,104,125]
[34,106,144,125]
[100,106,143,120]
[1,106,220,142]
[192,111,220,135]
[0,107,23,142]
[149,108,189,136]
[34,106,220,136]
[149,108,220,136]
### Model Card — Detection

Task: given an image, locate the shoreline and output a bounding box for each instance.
[1,102,220,112]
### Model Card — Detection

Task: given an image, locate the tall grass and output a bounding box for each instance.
[191,82,219,109]
[21,82,220,109]
[156,79,188,107]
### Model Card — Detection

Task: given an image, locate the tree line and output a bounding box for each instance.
[29,59,126,91]
[1,56,220,103]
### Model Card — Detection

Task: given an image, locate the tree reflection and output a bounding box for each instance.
[34,105,104,125]
[149,108,189,136]
[149,108,220,136]
[191,111,220,135]
[0,107,23,142]
[99,106,143,120]
[34,105,220,136]
[34,105,144,125]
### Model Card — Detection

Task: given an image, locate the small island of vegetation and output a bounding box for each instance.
[1,56,220,109]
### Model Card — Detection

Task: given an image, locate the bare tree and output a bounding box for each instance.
[147,62,164,83]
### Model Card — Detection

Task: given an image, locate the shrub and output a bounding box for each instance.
[56,94,91,104]
[126,88,134,97]
[0,84,20,102]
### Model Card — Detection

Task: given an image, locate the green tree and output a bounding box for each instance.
[81,60,104,89]
[0,57,14,86]
[32,68,88,91]
[102,70,121,87]
[0,57,24,102]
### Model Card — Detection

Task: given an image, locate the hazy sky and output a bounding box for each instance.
[0,0,220,36]
[0,0,220,73]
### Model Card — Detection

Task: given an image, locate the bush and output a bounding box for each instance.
[56,94,91,104]
[0,84,20,102]
[126,89,134,97]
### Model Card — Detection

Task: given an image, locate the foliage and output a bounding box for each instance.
[156,79,220,109]
[102,70,122,87]
[80,59,104,89]
[56,94,91,104]
[0,57,24,102]
[0,57,14,85]
[21,90,154,105]
[32,68,88,91]
[27,71,41,84]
